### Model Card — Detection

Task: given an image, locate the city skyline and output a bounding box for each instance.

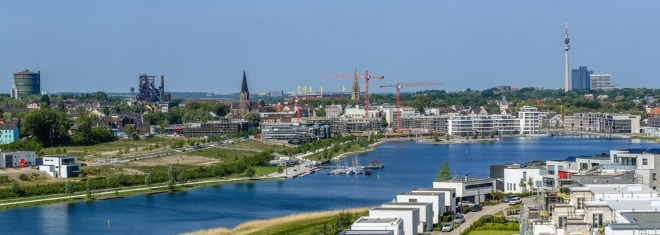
[1,1,659,94]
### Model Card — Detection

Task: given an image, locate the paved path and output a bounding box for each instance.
[430,202,511,235]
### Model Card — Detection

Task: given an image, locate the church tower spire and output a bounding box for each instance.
[240,69,250,113]
[350,67,360,101]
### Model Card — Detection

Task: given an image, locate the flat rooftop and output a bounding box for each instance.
[355,217,400,224]
[581,184,656,195]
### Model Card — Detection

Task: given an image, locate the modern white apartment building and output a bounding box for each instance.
[589,73,614,90]
[38,156,80,178]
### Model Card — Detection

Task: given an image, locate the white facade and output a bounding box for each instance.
[39,156,80,178]
[413,187,456,213]
[518,106,540,134]
[369,207,419,235]
[610,149,660,190]
[502,167,543,194]
[348,217,403,235]
[0,151,37,168]
[433,177,495,205]
[381,202,433,232]
[395,192,443,226]
[590,73,613,90]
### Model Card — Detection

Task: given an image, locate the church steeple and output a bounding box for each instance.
[239,69,250,113]
[241,70,249,96]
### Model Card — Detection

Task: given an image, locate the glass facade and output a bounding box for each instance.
[571,66,593,90]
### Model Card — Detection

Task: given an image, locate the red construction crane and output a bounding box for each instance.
[323,69,384,117]
[379,82,445,133]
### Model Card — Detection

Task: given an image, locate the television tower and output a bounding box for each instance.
[564,22,570,92]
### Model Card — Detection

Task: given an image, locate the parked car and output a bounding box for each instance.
[509,197,522,205]
[470,204,483,212]
[458,201,475,207]
[453,213,465,224]
[503,195,516,202]
[441,222,453,232]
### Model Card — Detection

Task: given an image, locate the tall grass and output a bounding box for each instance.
[182,208,368,235]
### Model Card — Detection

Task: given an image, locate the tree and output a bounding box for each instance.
[86,178,93,199]
[167,178,176,192]
[527,177,535,192]
[65,180,75,198]
[168,165,176,180]
[11,181,21,195]
[21,107,70,146]
[519,178,526,192]
[245,167,256,178]
[436,161,452,180]
[177,171,188,183]
[244,112,260,128]
[145,171,154,188]
[433,131,439,142]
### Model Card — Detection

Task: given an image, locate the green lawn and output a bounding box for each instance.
[468,230,519,235]
[187,148,255,160]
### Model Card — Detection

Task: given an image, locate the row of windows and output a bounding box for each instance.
[506,183,517,191]
[465,182,493,190]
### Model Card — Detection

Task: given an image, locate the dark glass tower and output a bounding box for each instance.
[571,66,593,90]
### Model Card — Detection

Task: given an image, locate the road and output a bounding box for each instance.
[431,202,511,235]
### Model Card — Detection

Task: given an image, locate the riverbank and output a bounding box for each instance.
[182,207,369,235]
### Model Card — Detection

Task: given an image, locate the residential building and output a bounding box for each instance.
[564,112,640,134]
[0,151,37,168]
[433,176,495,207]
[381,202,434,232]
[39,156,80,178]
[396,192,444,226]
[571,66,593,90]
[261,123,330,143]
[181,119,248,138]
[324,105,343,118]
[368,207,419,235]
[610,148,660,190]
[0,122,19,144]
[343,217,403,235]
[518,106,540,134]
[502,165,543,194]
[413,187,456,214]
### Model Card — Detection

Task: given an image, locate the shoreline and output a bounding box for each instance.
[181,207,370,235]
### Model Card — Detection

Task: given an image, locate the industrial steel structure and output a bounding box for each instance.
[135,74,171,102]
[12,69,41,99]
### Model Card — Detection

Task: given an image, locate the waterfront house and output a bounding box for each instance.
[381,202,433,232]
[38,156,80,178]
[395,192,443,226]
[341,217,403,235]
[433,176,495,206]
[413,187,456,214]
[369,207,419,235]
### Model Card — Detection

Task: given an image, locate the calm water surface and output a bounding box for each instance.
[0,137,656,235]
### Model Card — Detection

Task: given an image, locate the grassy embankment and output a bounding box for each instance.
[0,139,285,209]
[183,208,368,235]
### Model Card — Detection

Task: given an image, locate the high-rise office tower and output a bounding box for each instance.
[590,74,613,90]
[572,66,593,90]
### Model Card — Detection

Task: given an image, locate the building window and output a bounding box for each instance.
[559,216,567,228]
[643,159,648,165]
[653,173,657,181]
[577,197,585,209]
[592,214,603,228]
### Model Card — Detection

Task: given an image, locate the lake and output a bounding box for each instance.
[0,137,656,235]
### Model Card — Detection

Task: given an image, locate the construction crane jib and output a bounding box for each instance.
[323,69,384,118]
[379,82,445,133]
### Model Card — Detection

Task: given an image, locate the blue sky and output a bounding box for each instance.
[1,1,658,94]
